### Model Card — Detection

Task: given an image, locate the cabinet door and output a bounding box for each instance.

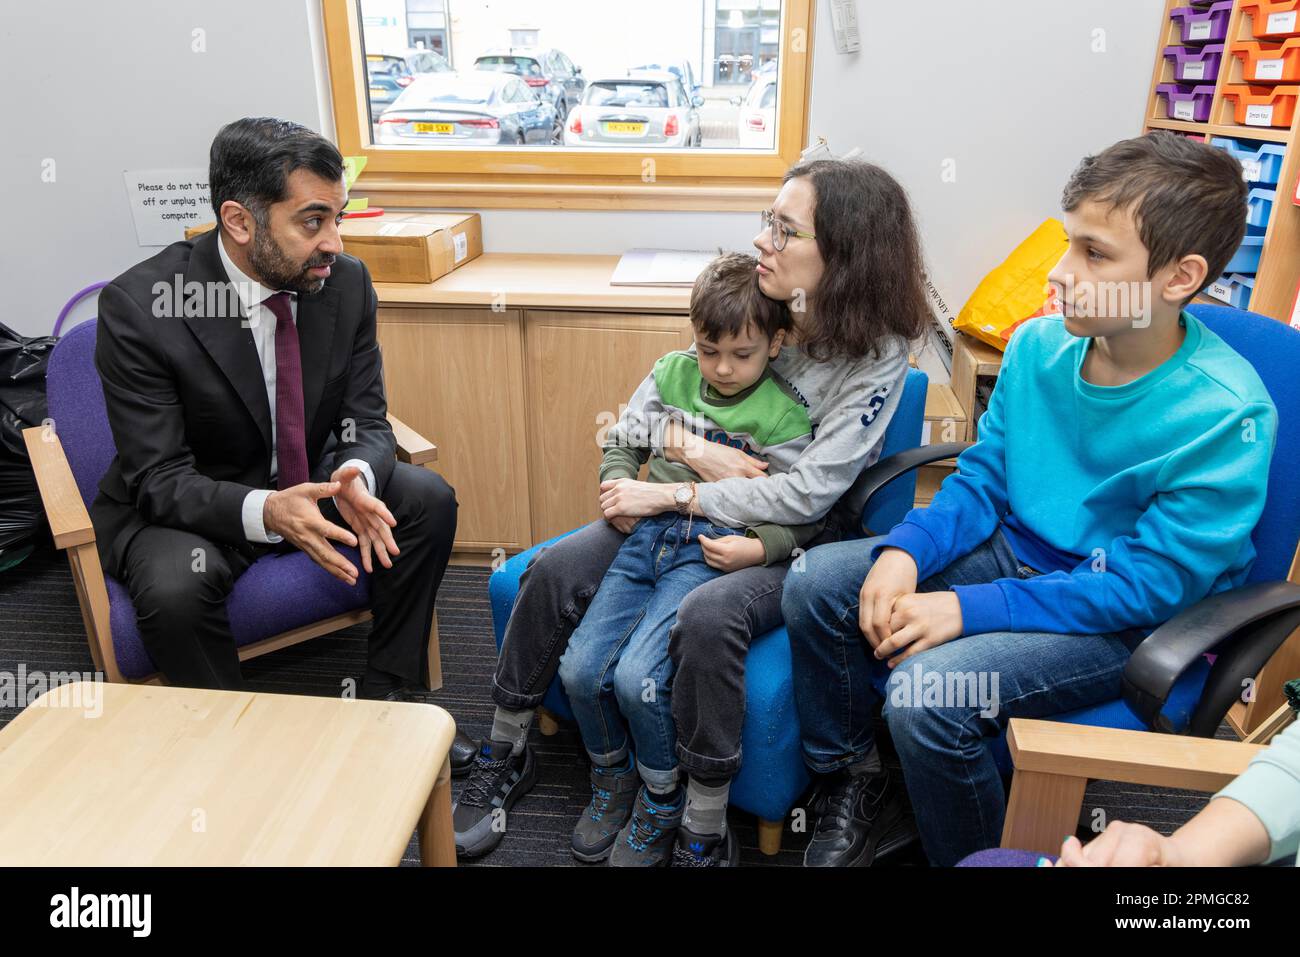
[524,310,693,542]
[377,306,531,552]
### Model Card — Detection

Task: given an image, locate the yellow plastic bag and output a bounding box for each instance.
[953,218,1068,351]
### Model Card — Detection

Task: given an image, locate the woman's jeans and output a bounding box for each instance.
[781,529,1147,867]
[493,514,850,781]
[555,514,740,789]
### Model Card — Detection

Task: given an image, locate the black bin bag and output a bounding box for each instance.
[0,321,58,571]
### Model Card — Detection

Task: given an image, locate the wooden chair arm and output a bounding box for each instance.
[387,413,437,466]
[1008,718,1265,794]
[22,426,95,549]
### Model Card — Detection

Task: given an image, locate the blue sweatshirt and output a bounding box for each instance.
[877,312,1276,636]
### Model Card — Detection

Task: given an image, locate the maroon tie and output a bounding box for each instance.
[264,292,310,490]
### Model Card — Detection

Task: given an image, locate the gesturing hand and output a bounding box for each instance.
[264,480,361,585]
[330,465,400,574]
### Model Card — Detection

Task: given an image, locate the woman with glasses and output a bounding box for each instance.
[457,158,931,865]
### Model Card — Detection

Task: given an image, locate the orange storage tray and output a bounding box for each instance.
[1221,83,1300,126]
[1239,1,1300,40]
[1232,39,1300,81]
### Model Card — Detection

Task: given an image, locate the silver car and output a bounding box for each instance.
[564,71,703,148]
[377,72,561,146]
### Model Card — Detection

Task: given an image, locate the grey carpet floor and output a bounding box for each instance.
[0,537,1214,867]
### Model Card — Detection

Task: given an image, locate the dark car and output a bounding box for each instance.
[366,48,452,121]
[473,47,585,122]
[377,71,561,146]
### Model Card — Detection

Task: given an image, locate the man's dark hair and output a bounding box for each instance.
[691,252,791,341]
[782,158,930,362]
[1061,131,1248,292]
[209,117,344,230]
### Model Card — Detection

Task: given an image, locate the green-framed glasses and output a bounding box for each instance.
[761,208,816,251]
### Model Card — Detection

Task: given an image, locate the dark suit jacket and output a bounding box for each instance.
[91,228,395,574]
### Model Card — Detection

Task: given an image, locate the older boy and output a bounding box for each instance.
[783,131,1278,866]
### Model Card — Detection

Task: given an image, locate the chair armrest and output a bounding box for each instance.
[1121,581,1300,735]
[387,413,438,466]
[22,426,95,549]
[856,442,969,526]
[1008,717,1264,793]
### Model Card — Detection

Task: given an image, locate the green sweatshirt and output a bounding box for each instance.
[600,350,819,565]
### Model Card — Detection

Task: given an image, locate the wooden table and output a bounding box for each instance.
[0,682,457,866]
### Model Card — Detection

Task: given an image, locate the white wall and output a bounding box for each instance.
[1,0,1163,365]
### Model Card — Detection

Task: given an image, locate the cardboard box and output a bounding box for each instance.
[949,332,1004,441]
[922,382,966,448]
[339,212,483,283]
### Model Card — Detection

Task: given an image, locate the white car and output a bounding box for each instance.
[736,74,776,149]
[564,71,702,148]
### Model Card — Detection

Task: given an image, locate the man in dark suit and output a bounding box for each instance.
[92,117,459,710]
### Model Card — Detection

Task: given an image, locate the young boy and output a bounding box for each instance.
[782,131,1278,867]
[554,251,820,866]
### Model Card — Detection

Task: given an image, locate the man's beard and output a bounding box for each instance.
[249,223,335,295]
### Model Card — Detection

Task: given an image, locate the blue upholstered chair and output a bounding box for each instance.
[24,318,445,687]
[994,305,1300,852]
[489,367,943,855]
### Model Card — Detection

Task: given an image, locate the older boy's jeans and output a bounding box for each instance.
[556,513,741,790]
[782,529,1147,866]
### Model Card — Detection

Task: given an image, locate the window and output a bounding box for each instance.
[323,0,815,209]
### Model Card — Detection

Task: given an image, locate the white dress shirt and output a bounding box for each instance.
[217,234,374,543]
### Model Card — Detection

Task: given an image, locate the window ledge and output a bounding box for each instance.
[352,173,780,211]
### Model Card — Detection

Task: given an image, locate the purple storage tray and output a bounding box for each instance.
[1169,2,1233,44]
[1156,83,1216,122]
[1162,43,1225,82]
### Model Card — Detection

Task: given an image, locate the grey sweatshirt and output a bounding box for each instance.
[653,335,912,531]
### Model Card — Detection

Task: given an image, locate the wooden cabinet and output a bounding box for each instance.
[374,254,692,556]
[524,311,693,542]
[376,304,532,552]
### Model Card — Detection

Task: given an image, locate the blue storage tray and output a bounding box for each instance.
[1209,137,1287,186]
[1247,187,1278,232]
[1225,234,1265,274]
[1205,273,1255,309]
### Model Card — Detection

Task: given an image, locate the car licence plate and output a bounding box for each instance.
[413,122,455,134]
[604,122,645,135]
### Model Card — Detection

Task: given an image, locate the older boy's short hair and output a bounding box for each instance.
[690,252,790,342]
[1061,131,1248,289]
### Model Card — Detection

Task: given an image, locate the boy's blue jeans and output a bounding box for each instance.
[781,529,1148,866]
[557,512,743,792]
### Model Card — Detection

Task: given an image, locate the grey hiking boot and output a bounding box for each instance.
[571,763,640,862]
[608,785,684,867]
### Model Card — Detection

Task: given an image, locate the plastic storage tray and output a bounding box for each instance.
[1231,39,1300,82]
[1156,82,1216,121]
[1238,1,1300,40]
[1205,273,1256,309]
[1170,3,1235,44]
[1209,137,1287,185]
[1164,44,1226,81]
[1247,187,1279,231]
[1225,234,1266,273]
[1221,84,1300,126]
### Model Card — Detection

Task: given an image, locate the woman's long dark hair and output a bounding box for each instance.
[785,159,930,361]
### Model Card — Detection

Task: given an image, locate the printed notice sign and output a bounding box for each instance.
[123,168,211,246]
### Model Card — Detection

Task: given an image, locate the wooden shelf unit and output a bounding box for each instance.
[1145,0,1300,323]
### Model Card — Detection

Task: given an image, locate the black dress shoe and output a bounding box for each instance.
[803,766,907,867]
[449,730,477,778]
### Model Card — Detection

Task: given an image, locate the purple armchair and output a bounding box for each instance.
[24,318,444,686]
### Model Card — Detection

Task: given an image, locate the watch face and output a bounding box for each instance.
[674,485,691,505]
